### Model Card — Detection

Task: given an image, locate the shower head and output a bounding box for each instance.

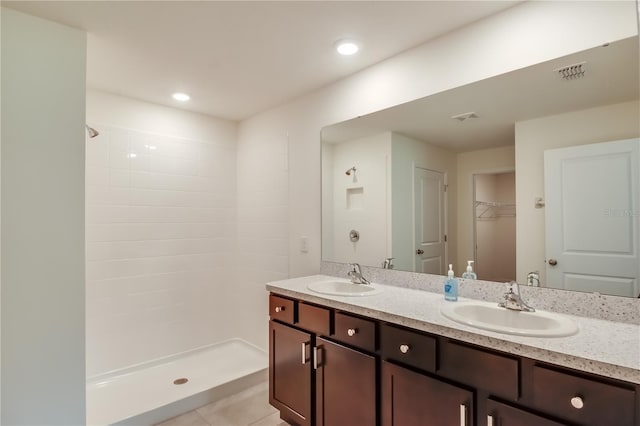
[86,125,99,138]
[346,166,356,176]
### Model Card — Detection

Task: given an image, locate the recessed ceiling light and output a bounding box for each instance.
[335,40,360,56]
[172,92,190,102]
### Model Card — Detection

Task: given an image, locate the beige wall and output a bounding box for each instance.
[456,145,515,274]
[515,100,640,285]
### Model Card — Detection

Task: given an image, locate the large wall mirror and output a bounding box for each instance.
[321,34,639,298]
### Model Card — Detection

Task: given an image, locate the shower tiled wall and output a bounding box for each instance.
[85,94,238,376]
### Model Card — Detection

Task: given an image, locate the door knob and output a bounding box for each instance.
[548,259,558,266]
[416,249,424,255]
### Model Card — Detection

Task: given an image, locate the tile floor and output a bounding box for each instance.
[155,381,290,426]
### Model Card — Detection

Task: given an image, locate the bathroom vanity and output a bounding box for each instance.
[266,275,640,426]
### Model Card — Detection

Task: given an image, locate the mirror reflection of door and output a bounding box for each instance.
[473,171,516,282]
[544,139,640,297]
[414,167,446,274]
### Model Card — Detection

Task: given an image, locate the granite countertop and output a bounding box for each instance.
[266,274,640,384]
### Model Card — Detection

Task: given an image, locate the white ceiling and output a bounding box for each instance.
[322,36,640,152]
[3,1,521,121]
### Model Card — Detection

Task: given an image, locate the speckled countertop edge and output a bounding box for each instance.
[266,274,640,384]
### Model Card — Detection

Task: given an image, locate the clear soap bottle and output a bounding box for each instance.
[461,260,477,280]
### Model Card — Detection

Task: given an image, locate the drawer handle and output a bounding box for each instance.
[313,346,320,370]
[274,306,285,313]
[571,396,584,409]
[347,328,358,336]
[459,404,466,426]
[487,415,494,426]
[399,344,410,354]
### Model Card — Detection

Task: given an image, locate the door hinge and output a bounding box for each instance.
[444,184,448,192]
[444,234,448,242]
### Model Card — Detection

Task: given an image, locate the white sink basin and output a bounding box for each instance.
[307,280,383,297]
[440,301,578,337]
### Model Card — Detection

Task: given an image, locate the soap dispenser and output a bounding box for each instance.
[444,264,458,301]
[461,260,477,280]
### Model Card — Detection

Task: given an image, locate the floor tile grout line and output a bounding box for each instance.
[247,410,278,426]
[194,409,212,426]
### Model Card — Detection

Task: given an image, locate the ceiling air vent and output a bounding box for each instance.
[555,61,586,81]
[451,112,478,122]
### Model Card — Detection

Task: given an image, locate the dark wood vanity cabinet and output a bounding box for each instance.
[269,294,377,426]
[268,293,639,426]
[382,361,474,426]
[269,312,312,426]
[485,399,566,426]
[315,337,376,426]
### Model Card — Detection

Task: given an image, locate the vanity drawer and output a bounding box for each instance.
[380,323,436,373]
[298,302,331,336]
[440,339,519,401]
[269,294,295,325]
[530,365,636,426]
[333,311,377,352]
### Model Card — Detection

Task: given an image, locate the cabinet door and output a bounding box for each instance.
[269,320,312,426]
[485,399,566,426]
[382,361,474,426]
[315,337,376,426]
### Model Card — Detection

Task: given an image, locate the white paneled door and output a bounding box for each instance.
[414,167,446,274]
[544,138,640,297]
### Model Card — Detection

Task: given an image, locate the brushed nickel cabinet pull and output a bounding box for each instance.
[313,347,319,370]
[459,404,466,426]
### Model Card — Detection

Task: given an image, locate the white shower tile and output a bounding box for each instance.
[86,139,109,168]
[109,168,131,188]
[237,222,287,240]
[237,238,288,257]
[86,184,109,205]
[129,152,153,173]
[106,186,131,205]
[237,206,288,223]
[86,120,239,376]
[86,166,109,186]
[109,150,133,170]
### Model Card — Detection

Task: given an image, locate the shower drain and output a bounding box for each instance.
[173,377,189,385]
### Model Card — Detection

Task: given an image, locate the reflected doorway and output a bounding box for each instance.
[473,171,516,282]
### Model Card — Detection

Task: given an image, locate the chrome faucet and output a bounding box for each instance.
[499,281,535,312]
[382,257,394,269]
[527,271,540,287]
[347,263,370,284]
